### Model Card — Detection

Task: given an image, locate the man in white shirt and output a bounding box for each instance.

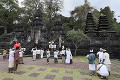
[54,50,59,63]
[61,49,65,63]
[35,48,40,59]
[102,49,111,75]
[33,48,36,61]
[97,48,103,63]
[53,44,56,51]
[97,64,109,79]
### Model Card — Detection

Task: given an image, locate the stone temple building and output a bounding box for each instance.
[0,11,120,59]
[84,13,120,59]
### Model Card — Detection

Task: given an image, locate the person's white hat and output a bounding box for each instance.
[90,49,93,52]
[100,48,103,51]
[103,49,106,52]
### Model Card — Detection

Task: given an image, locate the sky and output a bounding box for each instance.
[18,0,120,22]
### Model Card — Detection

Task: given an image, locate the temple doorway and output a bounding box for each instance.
[34,30,38,44]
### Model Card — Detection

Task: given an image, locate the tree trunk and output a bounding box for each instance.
[74,47,77,56]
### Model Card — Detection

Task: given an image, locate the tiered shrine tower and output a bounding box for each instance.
[49,18,65,49]
[85,13,97,34]
[30,9,47,45]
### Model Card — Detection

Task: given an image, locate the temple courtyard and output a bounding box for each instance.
[0,55,120,80]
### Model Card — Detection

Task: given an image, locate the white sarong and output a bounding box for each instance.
[66,58,70,63]
[8,51,14,68]
[89,64,95,71]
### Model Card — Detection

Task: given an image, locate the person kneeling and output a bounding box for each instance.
[97,64,109,79]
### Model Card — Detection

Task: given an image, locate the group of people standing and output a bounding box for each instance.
[3,47,24,73]
[8,47,24,73]
[53,48,73,64]
[87,48,111,79]
[32,47,73,65]
[32,48,44,61]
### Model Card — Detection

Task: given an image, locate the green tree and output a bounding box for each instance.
[67,29,89,55]
[0,0,21,34]
[43,0,63,31]
[21,0,43,29]
[100,6,120,31]
[70,0,94,30]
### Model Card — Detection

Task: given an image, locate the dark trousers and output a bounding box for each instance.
[54,58,58,63]
[47,57,49,63]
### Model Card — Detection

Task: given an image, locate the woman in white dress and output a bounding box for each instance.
[41,49,44,58]
[66,49,71,64]
[8,48,15,73]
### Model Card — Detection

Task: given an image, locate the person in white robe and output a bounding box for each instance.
[102,49,111,75]
[41,49,44,58]
[33,48,36,61]
[97,48,103,63]
[8,48,15,73]
[97,64,109,79]
[66,48,71,64]
[53,44,56,51]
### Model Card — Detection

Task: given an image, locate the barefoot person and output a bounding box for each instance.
[88,50,95,76]
[8,48,15,73]
[13,47,20,73]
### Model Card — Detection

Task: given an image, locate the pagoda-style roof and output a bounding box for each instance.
[85,13,97,33]
[98,15,111,31]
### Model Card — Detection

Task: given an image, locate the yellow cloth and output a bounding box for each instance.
[3,50,7,56]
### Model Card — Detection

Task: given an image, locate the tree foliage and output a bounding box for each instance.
[70,0,100,30]
[67,29,89,55]
[43,0,63,31]
[0,0,21,34]
[100,6,120,31]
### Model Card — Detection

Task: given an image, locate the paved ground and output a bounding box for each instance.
[0,55,120,80]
